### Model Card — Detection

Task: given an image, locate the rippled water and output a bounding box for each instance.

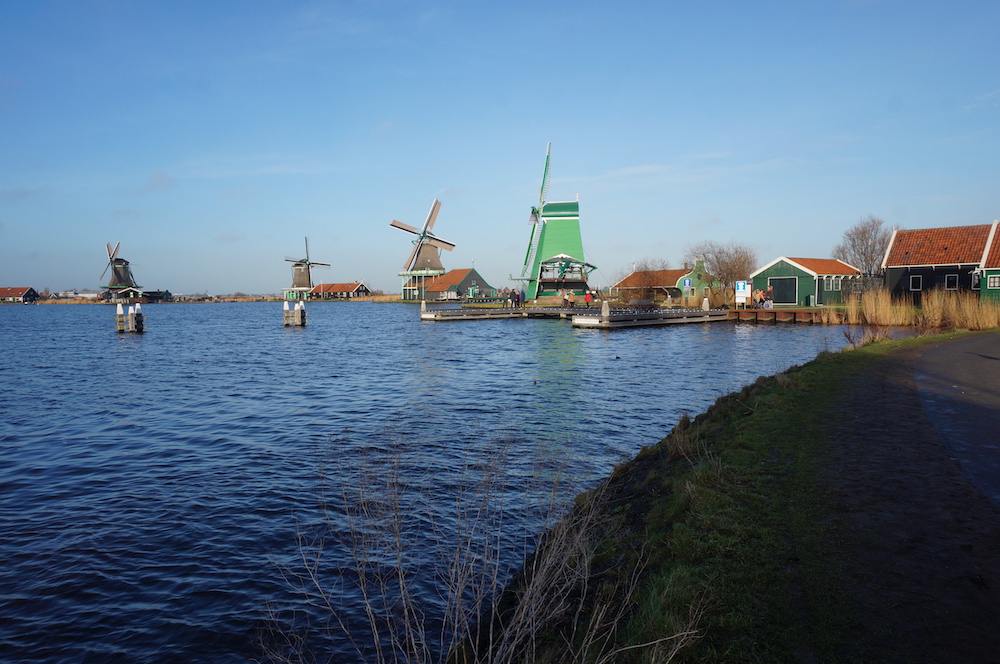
[0,302,852,663]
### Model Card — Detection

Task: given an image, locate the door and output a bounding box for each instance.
[769,277,798,305]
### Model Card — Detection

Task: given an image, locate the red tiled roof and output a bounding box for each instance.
[413,269,474,291]
[312,282,365,294]
[983,223,1000,269]
[883,225,992,267]
[0,287,33,298]
[786,258,860,275]
[613,269,688,289]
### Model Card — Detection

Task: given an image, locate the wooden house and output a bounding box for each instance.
[982,224,1000,303]
[750,257,861,307]
[311,282,373,300]
[611,260,720,307]
[881,222,1000,304]
[405,268,494,301]
[0,287,39,303]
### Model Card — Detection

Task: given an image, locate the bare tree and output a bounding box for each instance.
[832,215,897,276]
[682,241,757,292]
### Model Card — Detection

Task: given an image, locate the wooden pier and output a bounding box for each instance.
[420,302,730,328]
[727,308,824,323]
[419,303,830,327]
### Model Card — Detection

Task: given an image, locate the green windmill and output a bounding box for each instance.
[517,143,596,301]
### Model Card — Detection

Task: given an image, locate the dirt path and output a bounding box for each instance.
[822,337,1000,663]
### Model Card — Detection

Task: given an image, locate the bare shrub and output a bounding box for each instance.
[261,438,699,664]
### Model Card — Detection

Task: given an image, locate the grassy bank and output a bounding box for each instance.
[495,330,982,663]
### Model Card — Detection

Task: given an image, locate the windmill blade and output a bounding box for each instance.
[285,256,305,263]
[100,261,111,280]
[110,241,120,261]
[423,199,442,232]
[304,237,311,263]
[539,143,551,205]
[390,219,420,234]
[312,261,332,268]
[425,236,456,251]
[403,242,421,271]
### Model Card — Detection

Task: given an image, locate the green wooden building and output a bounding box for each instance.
[750,257,861,306]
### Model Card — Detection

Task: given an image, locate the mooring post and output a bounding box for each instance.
[601,299,610,323]
[702,297,710,311]
[132,303,144,333]
[115,303,126,332]
[421,300,427,313]
[297,301,307,327]
[283,300,292,326]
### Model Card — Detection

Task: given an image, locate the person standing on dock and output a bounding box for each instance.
[568,291,576,308]
[585,291,592,307]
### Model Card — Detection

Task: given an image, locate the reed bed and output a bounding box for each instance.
[838,289,1000,331]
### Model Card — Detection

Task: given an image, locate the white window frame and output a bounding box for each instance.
[972,273,981,290]
[988,275,1000,289]
[944,274,959,290]
[910,275,923,291]
[833,276,842,291]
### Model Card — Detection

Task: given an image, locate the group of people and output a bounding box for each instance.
[753,286,773,309]
[560,290,594,308]
[505,288,527,308]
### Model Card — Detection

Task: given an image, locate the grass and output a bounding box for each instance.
[520,330,987,663]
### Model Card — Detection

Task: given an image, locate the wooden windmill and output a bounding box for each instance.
[390,199,456,300]
[283,237,330,301]
[517,144,595,300]
[100,242,142,300]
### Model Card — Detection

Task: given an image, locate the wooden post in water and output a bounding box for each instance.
[116,302,144,333]
[601,299,610,324]
[284,300,307,327]
[130,303,144,333]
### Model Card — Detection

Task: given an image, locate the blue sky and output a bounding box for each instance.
[1,0,998,295]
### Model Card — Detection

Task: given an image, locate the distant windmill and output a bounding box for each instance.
[284,237,330,300]
[390,199,457,272]
[390,199,457,300]
[100,242,140,291]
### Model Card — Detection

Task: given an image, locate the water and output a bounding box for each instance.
[0,302,852,663]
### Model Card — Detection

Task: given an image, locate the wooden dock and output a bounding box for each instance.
[420,304,730,328]
[727,308,824,323]
[419,303,829,326]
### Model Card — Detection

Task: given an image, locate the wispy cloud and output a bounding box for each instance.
[963,88,1000,111]
[140,171,175,193]
[0,186,44,201]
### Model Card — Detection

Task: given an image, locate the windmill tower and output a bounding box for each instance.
[100,242,142,301]
[517,143,596,300]
[390,199,456,300]
[283,237,330,301]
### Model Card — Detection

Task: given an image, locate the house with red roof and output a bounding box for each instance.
[749,257,861,307]
[611,260,720,306]
[0,287,39,304]
[881,221,1000,303]
[403,268,495,301]
[310,282,372,300]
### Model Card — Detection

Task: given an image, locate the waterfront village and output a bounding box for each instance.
[4,147,1000,310]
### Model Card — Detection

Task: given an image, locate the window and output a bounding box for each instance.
[910,275,923,291]
[833,276,842,291]
[973,273,981,290]
[989,275,1000,289]
[824,276,832,291]
[945,274,959,290]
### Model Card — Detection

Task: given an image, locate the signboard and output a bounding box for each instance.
[735,280,749,305]
[682,278,692,288]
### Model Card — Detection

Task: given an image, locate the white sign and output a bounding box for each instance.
[683,278,692,287]
[735,280,749,304]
